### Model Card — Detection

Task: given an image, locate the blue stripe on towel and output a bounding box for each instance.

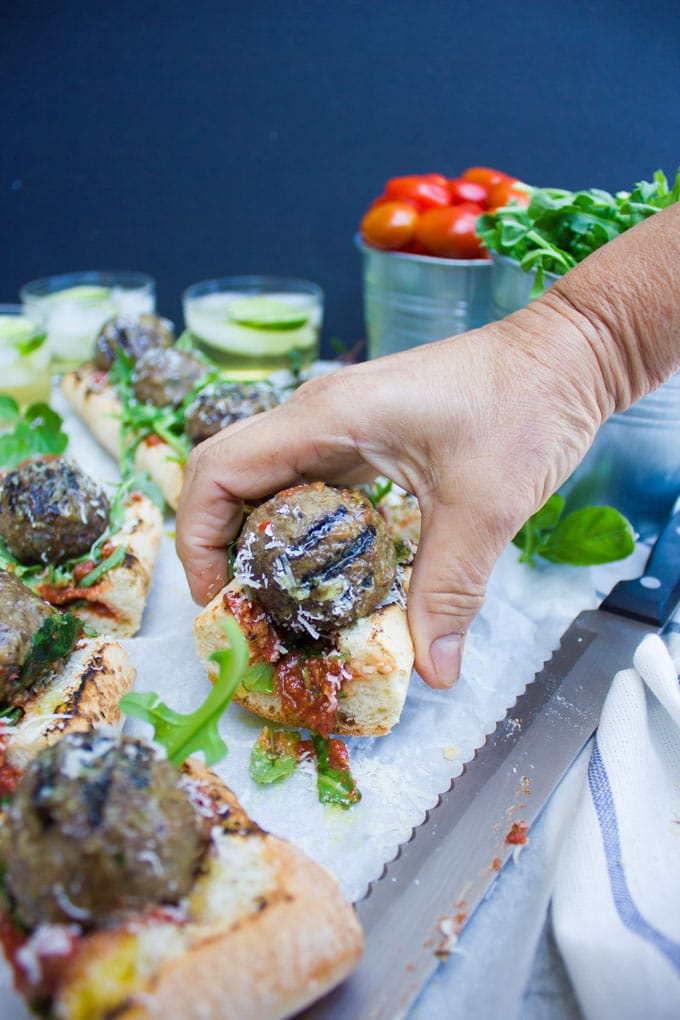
[588,741,680,974]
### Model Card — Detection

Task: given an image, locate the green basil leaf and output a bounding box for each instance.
[20,612,82,689]
[0,402,68,469]
[538,506,635,565]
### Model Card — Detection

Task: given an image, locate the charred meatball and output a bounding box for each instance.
[132,347,206,407]
[234,482,397,634]
[184,380,281,444]
[0,569,56,701]
[93,313,174,370]
[0,731,209,928]
[0,457,110,565]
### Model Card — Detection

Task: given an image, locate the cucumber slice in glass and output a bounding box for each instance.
[0,315,45,355]
[0,315,34,345]
[47,285,111,303]
[228,296,310,331]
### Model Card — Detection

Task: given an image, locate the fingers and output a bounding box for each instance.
[176,375,373,604]
[176,413,309,604]
[407,494,507,689]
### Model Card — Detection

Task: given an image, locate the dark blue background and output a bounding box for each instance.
[2,1,678,355]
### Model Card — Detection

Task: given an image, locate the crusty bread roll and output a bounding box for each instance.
[193,574,414,736]
[33,491,163,638]
[1,635,135,774]
[61,365,184,511]
[2,757,363,1019]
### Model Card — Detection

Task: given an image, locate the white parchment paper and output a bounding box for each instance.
[0,385,650,1017]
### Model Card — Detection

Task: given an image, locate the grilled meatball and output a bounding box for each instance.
[93,313,174,370]
[234,482,397,634]
[0,569,56,701]
[0,457,110,565]
[132,347,206,407]
[0,731,209,928]
[184,380,281,445]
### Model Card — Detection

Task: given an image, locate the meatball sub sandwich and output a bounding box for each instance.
[194,482,418,737]
[61,314,283,510]
[0,455,162,638]
[0,731,363,1019]
[0,570,134,781]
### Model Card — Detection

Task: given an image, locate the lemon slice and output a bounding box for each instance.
[48,285,111,303]
[228,296,309,331]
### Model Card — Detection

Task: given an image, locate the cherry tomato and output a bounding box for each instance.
[385,175,451,209]
[461,166,511,190]
[361,200,419,250]
[415,205,488,259]
[487,177,530,210]
[448,177,488,207]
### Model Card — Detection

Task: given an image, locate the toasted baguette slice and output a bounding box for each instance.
[0,635,135,775]
[193,575,414,736]
[4,757,363,1020]
[61,365,184,510]
[32,491,163,638]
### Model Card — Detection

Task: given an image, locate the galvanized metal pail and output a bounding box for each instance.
[355,236,493,359]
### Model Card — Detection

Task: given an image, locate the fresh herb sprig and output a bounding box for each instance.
[119,617,248,767]
[20,612,82,689]
[0,398,68,469]
[249,726,361,809]
[478,167,680,293]
[109,347,218,483]
[513,494,635,567]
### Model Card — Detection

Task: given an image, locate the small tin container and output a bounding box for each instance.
[355,236,493,359]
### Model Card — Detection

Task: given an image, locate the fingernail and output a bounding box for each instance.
[429,634,463,687]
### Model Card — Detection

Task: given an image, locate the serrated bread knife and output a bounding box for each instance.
[298,509,680,1020]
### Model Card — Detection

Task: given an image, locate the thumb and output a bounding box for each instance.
[407,498,502,689]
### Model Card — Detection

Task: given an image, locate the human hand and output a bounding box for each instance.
[177,206,680,687]
[176,309,606,687]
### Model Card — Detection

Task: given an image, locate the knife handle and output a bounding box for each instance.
[601,510,680,627]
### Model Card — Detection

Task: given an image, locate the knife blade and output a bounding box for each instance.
[298,509,680,1020]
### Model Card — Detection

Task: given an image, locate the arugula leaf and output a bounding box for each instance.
[249,726,300,784]
[0,402,69,469]
[478,167,680,288]
[20,612,82,689]
[109,345,218,484]
[513,499,634,567]
[365,476,394,507]
[119,616,249,767]
[0,705,24,725]
[312,734,361,809]
[78,544,127,587]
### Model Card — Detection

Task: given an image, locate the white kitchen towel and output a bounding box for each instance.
[551,632,680,1020]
